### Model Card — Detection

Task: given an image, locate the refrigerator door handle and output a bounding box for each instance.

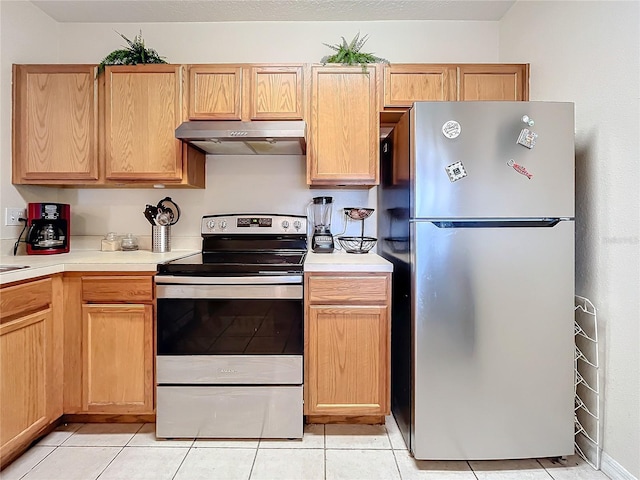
[430,219,562,228]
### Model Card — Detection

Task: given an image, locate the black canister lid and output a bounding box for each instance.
[313,196,333,205]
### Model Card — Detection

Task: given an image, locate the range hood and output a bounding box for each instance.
[175,120,306,155]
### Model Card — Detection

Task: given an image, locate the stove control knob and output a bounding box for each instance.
[281,220,290,230]
[206,220,215,230]
[220,220,228,230]
[293,220,302,231]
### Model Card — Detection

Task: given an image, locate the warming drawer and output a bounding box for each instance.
[156,385,303,438]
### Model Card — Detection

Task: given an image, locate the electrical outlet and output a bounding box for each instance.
[5,207,26,226]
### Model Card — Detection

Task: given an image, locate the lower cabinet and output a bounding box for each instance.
[82,304,154,413]
[0,276,63,468]
[64,273,155,416]
[304,272,391,420]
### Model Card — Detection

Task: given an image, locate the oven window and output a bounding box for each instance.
[157,299,303,355]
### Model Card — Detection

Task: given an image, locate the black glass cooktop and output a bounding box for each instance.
[157,251,306,276]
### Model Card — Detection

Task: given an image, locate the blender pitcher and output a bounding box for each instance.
[310,196,335,253]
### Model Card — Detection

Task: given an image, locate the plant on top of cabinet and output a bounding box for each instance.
[321,33,389,70]
[97,30,167,75]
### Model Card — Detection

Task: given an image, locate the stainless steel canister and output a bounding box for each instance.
[152,225,171,253]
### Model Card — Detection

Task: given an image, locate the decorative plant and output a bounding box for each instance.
[321,33,389,70]
[97,30,167,75]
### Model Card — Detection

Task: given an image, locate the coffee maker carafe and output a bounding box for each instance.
[310,196,335,253]
[26,203,70,255]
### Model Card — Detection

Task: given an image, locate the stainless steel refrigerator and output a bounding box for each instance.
[378,101,575,460]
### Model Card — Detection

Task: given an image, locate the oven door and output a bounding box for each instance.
[155,275,304,439]
[156,277,303,358]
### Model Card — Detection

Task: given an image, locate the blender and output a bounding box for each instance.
[309,196,335,253]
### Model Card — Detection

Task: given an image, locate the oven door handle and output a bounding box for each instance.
[157,284,303,299]
[154,275,303,285]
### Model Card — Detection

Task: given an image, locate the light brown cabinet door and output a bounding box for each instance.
[12,65,99,184]
[383,64,457,107]
[305,305,389,415]
[105,65,186,181]
[308,65,379,186]
[0,309,52,461]
[188,64,304,120]
[188,65,243,120]
[249,65,304,120]
[458,64,529,101]
[81,304,154,413]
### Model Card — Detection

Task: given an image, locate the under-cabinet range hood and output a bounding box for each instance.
[175,120,306,155]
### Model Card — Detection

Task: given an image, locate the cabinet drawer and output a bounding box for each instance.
[82,276,153,302]
[0,278,52,321]
[306,275,389,304]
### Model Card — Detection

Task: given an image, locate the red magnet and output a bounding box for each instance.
[507,159,533,179]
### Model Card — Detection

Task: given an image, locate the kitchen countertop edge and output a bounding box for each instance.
[0,250,197,285]
[304,251,393,273]
[2,249,393,285]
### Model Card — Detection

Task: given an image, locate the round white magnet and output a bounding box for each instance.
[442,120,461,139]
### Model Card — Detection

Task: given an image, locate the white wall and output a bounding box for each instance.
[0,1,61,247]
[500,1,640,478]
[1,1,638,476]
[0,14,499,245]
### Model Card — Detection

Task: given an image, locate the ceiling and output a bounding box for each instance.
[30,0,517,23]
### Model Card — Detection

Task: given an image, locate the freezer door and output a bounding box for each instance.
[412,101,575,219]
[412,220,575,460]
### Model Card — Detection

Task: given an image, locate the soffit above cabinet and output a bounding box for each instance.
[31,0,516,23]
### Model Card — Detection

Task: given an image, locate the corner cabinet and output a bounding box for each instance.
[304,272,391,421]
[0,276,63,469]
[104,65,204,187]
[63,273,155,416]
[383,64,457,107]
[307,65,380,187]
[188,64,304,121]
[12,65,100,185]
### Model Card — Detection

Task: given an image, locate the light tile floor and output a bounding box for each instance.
[0,416,610,480]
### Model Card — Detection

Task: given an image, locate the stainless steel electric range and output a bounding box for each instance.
[155,213,307,439]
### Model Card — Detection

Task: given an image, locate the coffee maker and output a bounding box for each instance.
[26,203,70,255]
[310,196,335,253]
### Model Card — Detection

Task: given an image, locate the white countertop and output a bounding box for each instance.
[1,248,392,285]
[0,250,197,285]
[304,250,393,273]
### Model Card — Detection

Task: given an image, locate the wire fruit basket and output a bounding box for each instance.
[337,236,377,254]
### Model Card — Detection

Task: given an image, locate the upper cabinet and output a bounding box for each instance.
[188,64,304,120]
[12,62,528,188]
[383,64,457,107]
[12,65,100,185]
[104,65,187,183]
[307,65,380,187]
[457,64,529,101]
[382,63,529,108]
[189,65,242,120]
[12,64,205,188]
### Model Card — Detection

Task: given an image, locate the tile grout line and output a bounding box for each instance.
[387,423,404,480]
[91,423,144,479]
[15,444,59,480]
[536,458,557,479]
[246,443,260,480]
[94,446,126,480]
[467,460,480,480]
[323,424,327,480]
[169,444,191,480]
